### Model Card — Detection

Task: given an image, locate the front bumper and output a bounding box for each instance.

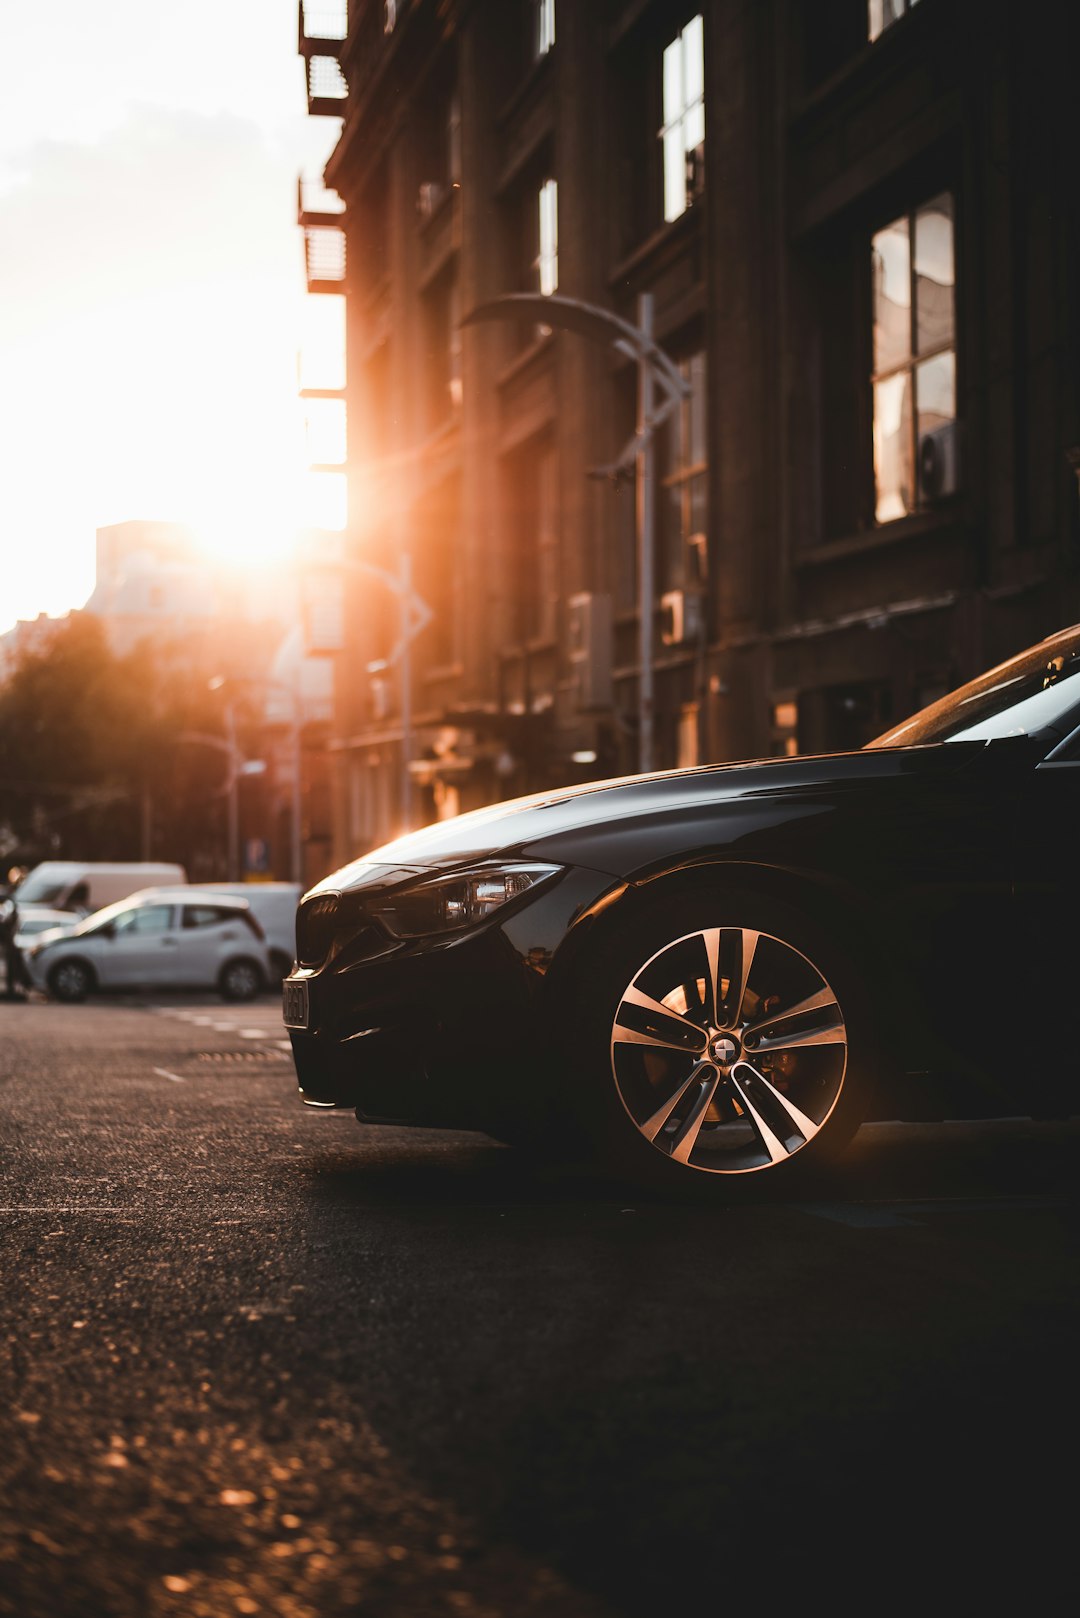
[282,865,613,1127]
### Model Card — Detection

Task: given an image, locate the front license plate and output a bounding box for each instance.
[282,979,309,1030]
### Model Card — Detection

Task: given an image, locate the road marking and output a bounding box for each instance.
[153,1067,186,1084]
[239,1029,268,1039]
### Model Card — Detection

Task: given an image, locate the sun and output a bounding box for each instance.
[190,469,346,571]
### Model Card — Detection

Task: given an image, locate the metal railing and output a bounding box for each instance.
[304,226,346,285]
[299,3,348,43]
[307,54,348,101]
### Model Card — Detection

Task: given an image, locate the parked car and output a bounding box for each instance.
[193,883,301,979]
[11,861,187,930]
[23,888,272,1004]
[283,622,1080,1199]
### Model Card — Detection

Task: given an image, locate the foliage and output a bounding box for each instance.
[0,614,234,872]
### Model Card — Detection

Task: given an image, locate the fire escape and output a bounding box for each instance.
[297,3,348,535]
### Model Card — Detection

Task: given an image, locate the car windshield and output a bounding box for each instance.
[867,627,1080,748]
[71,897,145,935]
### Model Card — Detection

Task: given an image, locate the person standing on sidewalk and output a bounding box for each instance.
[0,897,31,1001]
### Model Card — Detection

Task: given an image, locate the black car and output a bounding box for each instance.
[283,624,1080,1198]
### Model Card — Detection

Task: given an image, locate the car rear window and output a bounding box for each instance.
[183,904,243,930]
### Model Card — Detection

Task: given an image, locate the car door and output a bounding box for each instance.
[101,902,179,986]
[174,903,246,988]
[1018,725,1080,1110]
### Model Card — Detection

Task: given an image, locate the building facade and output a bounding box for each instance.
[298,0,1080,866]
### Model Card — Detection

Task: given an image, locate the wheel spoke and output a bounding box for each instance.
[720,928,759,1027]
[667,1067,723,1164]
[743,985,837,1039]
[728,1059,822,1162]
[702,928,722,1026]
[613,984,708,1054]
[638,1060,716,1149]
[748,1020,846,1054]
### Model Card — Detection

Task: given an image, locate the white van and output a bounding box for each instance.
[193,882,300,978]
[14,861,187,916]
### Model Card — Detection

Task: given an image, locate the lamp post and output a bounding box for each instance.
[461,292,689,775]
[301,542,433,830]
[208,676,304,884]
[176,724,257,881]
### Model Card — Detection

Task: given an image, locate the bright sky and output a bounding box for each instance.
[0,0,343,634]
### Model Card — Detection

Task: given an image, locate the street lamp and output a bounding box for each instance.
[207,675,304,884]
[176,723,262,882]
[461,291,690,775]
[300,540,433,830]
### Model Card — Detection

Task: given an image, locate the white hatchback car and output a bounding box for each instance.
[22,887,273,1004]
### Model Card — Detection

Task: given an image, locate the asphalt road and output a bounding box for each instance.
[1,991,1077,1617]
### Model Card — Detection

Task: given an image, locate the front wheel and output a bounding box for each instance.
[570,887,873,1200]
[219,957,263,1003]
[47,959,94,1004]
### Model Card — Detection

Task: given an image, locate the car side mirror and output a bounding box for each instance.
[99,921,116,939]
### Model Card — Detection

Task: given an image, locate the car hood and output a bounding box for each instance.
[308,742,986,895]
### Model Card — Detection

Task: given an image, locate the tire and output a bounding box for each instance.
[47,958,94,1004]
[566,884,873,1202]
[219,957,263,1003]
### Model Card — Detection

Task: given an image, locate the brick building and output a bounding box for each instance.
[298,0,1080,865]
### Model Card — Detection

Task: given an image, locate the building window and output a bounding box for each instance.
[535,178,558,295]
[532,0,555,59]
[657,350,708,595]
[871,192,956,523]
[533,441,558,641]
[660,14,705,224]
[422,270,462,430]
[868,0,920,42]
[505,438,558,643]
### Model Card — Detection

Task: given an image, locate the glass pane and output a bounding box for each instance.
[663,37,683,128]
[684,100,705,153]
[874,372,914,522]
[872,218,911,374]
[663,127,686,221]
[537,179,558,295]
[683,15,704,106]
[687,352,707,464]
[689,473,707,538]
[914,194,955,354]
[915,349,956,437]
[660,481,685,589]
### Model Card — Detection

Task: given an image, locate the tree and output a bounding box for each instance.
[0,615,228,870]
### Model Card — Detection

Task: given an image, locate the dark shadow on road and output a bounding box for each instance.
[282,1116,1079,1614]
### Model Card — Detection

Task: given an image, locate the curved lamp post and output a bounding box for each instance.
[461,292,690,775]
[301,541,433,830]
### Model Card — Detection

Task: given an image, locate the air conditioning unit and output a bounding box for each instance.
[567,592,613,712]
[660,589,705,647]
[918,420,962,503]
[417,180,447,220]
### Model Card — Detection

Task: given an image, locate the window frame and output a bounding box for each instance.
[870,189,958,525]
[532,0,555,60]
[659,13,705,225]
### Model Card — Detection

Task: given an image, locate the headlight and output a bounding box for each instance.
[369,862,561,938]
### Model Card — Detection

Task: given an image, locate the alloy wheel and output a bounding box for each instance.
[610,925,848,1176]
